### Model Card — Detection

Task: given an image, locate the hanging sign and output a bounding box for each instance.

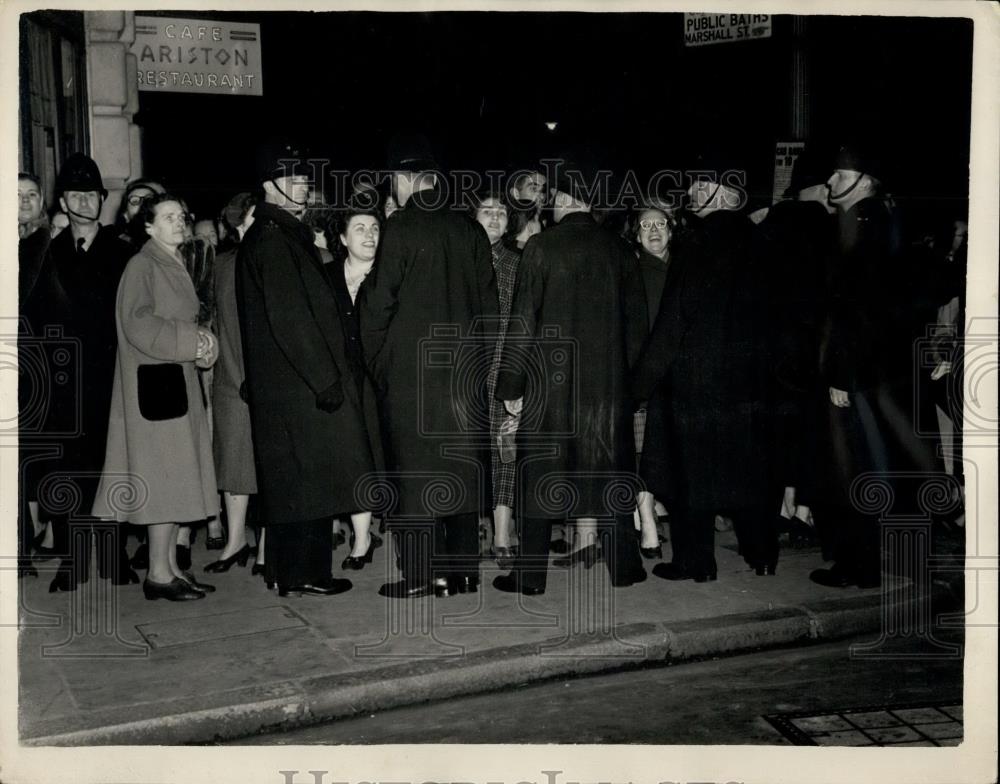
[130,16,263,95]
[684,14,772,47]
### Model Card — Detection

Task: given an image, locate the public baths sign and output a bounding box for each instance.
[683,13,772,47]
[130,16,263,96]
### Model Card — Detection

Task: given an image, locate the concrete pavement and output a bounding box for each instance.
[16,528,964,745]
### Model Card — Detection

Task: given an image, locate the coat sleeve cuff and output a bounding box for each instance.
[176,320,200,362]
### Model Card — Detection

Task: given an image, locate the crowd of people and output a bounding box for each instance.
[16,133,966,602]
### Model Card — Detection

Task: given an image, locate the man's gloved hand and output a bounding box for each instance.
[316,381,345,413]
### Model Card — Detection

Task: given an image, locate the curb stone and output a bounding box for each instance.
[22,580,962,746]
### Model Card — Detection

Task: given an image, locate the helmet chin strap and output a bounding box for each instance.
[829,171,864,202]
[691,182,721,215]
[62,195,103,222]
[270,179,310,207]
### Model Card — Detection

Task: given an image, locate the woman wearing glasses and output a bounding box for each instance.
[632,205,677,560]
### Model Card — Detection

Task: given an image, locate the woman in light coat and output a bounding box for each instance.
[93,193,220,601]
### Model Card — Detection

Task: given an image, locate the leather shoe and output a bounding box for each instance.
[448,575,479,595]
[143,577,205,601]
[640,544,662,560]
[180,570,216,592]
[279,578,353,597]
[652,562,692,581]
[492,573,545,596]
[553,543,600,569]
[378,580,434,599]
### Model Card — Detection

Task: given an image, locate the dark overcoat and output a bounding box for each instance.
[758,199,835,493]
[494,212,647,520]
[813,197,938,508]
[236,202,380,525]
[23,225,131,514]
[632,209,771,511]
[359,187,498,519]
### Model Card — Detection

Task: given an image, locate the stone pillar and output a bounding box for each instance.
[84,11,141,224]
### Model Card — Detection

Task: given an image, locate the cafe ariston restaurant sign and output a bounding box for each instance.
[130,16,263,96]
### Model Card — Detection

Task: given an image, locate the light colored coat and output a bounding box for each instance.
[92,238,219,525]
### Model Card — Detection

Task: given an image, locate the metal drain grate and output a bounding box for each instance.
[764,702,963,746]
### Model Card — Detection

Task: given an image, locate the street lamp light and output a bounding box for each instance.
[544,121,558,132]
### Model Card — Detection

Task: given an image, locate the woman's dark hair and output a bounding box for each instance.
[329,204,382,264]
[135,192,184,239]
[18,171,42,188]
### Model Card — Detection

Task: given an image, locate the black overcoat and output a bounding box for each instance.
[758,199,835,493]
[494,212,647,520]
[813,197,938,508]
[23,225,131,513]
[359,188,498,518]
[236,202,380,525]
[632,209,771,511]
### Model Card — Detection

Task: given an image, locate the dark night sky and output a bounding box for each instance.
[134,11,973,224]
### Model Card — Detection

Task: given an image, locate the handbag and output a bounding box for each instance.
[137,363,188,421]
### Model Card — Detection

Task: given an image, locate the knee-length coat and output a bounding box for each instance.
[632,210,771,512]
[92,238,219,525]
[212,247,256,494]
[236,202,381,525]
[25,225,131,515]
[359,188,498,519]
[494,212,648,520]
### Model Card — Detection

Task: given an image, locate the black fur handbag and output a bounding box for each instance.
[137,363,188,421]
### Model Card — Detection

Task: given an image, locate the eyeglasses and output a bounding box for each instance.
[127,194,149,207]
[639,219,668,230]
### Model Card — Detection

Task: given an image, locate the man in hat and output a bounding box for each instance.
[809,142,938,589]
[632,148,779,583]
[236,143,378,597]
[492,152,648,595]
[360,133,498,598]
[24,153,136,590]
[757,144,838,546]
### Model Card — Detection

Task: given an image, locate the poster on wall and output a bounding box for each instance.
[130,16,263,96]
[773,140,806,202]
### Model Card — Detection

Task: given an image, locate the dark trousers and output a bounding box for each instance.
[666,506,718,577]
[50,514,130,582]
[390,512,479,586]
[267,518,333,587]
[730,491,783,570]
[813,502,882,583]
[515,515,644,592]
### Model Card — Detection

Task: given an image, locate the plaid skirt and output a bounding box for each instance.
[633,408,647,457]
[489,397,516,509]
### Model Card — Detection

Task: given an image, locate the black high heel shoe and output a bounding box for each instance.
[205,533,226,550]
[553,543,600,569]
[204,544,251,573]
[640,543,663,560]
[341,536,376,571]
[48,568,77,593]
